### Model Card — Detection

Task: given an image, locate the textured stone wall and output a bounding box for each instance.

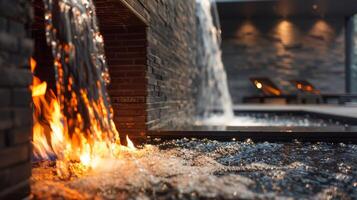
[351,15,357,93]
[145,1,197,130]
[0,0,33,198]
[221,18,345,103]
[119,0,197,131]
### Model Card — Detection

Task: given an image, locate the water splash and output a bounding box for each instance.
[200,113,345,127]
[195,0,234,120]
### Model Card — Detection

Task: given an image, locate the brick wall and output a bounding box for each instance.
[95,0,148,141]
[97,0,197,139]
[118,0,197,131]
[221,18,345,103]
[0,0,33,198]
[102,26,147,140]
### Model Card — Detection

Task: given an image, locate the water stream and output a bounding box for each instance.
[195,0,234,120]
[42,0,118,140]
[31,0,122,163]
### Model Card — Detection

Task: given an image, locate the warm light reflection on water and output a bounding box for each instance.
[198,113,343,127]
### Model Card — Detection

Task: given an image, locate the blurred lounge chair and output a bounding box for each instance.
[289,80,320,94]
[250,77,282,96]
[243,77,321,104]
[290,79,357,105]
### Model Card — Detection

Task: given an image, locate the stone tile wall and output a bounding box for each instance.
[120,0,198,132]
[0,0,33,198]
[221,18,345,103]
[350,15,357,92]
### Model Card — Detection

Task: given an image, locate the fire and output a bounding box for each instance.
[31,58,136,175]
[30,57,37,73]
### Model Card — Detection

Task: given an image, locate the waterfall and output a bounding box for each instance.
[41,0,118,139]
[31,0,125,164]
[195,0,234,121]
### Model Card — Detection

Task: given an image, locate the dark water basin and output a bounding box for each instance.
[148,112,357,143]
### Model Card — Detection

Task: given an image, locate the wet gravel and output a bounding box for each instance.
[32,139,357,200]
[156,138,357,199]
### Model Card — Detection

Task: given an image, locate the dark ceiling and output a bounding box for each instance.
[217,0,357,19]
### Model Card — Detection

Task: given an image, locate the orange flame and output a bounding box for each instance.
[30,58,136,174]
[30,57,37,73]
[32,81,47,97]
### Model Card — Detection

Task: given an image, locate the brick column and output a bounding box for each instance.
[96,0,197,140]
[103,26,147,142]
[0,0,33,198]
[95,0,148,142]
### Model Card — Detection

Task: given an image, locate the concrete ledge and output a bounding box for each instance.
[234,104,357,123]
[148,126,357,143]
[149,104,357,143]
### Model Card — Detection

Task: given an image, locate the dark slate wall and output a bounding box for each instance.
[351,15,357,93]
[120,0,197,132]
[0,0,33,198]
[145,1,197,130]
[221,18,345,103]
